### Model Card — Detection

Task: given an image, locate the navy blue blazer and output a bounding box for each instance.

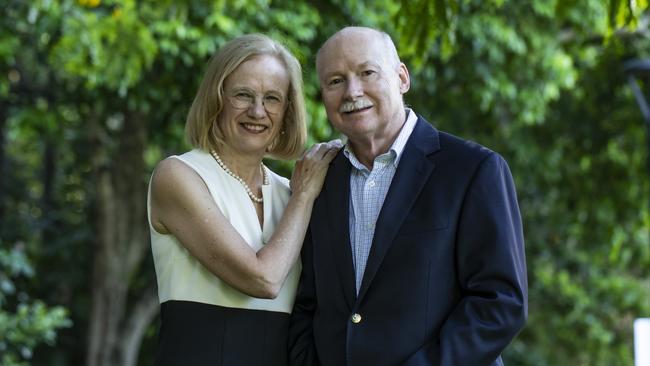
[289,116,528,366]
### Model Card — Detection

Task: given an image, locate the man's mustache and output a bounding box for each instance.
[339,98,374,113]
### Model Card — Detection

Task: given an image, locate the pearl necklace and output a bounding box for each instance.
[210,149,268,203]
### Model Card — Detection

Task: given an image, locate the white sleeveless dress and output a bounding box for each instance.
[148,149,300,366]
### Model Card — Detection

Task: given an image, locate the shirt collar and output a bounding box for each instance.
[343,108,418,170]
[390,108,417,166]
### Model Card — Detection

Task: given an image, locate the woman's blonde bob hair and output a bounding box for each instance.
[185,34,307,160]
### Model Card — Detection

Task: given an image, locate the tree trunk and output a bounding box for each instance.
[86,110,157,366]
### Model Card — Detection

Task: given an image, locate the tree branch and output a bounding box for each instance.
[119,286,159,366]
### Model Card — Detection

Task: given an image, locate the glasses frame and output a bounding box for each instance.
[225,88,288,115]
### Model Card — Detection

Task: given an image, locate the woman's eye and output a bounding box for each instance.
[265,95,281,103]
[362,70,376,77]
[235,92,254,100]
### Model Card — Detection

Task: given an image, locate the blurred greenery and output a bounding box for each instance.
[0,246,71,366]
[1,0,649,365]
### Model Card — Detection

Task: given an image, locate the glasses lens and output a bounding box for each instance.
[228,90,285,114]
[263,96,284,114]
[230,92,253,109]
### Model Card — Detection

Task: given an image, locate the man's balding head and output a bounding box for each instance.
[316,27,401,80]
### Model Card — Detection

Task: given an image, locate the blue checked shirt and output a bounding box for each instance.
[344,109,418,293]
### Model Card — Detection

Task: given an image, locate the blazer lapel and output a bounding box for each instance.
[357,118,440,301]
[324,152,356,308]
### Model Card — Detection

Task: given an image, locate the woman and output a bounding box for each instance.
[147,34,339,365]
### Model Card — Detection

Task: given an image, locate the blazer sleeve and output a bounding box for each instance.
[439,152,528,365]
[288,228,319,366]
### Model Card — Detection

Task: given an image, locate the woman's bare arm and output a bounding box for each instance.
[150,142,339,298]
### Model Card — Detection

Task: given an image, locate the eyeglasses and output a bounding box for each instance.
[226,89,287,115]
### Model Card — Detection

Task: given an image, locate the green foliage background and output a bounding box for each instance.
[1,0,649,365]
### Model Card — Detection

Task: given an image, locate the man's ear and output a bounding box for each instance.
[398,63,410,94]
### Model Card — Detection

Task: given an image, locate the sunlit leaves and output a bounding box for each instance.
[610,0,650,28]
[49,0,158,95]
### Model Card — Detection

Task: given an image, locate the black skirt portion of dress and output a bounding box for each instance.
[154,300,290,366]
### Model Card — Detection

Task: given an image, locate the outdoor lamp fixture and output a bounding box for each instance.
[623,58,650,366]
[625,59,650,122]
[624,59,650,176]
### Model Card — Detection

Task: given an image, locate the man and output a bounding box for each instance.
[289,26,527,366]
